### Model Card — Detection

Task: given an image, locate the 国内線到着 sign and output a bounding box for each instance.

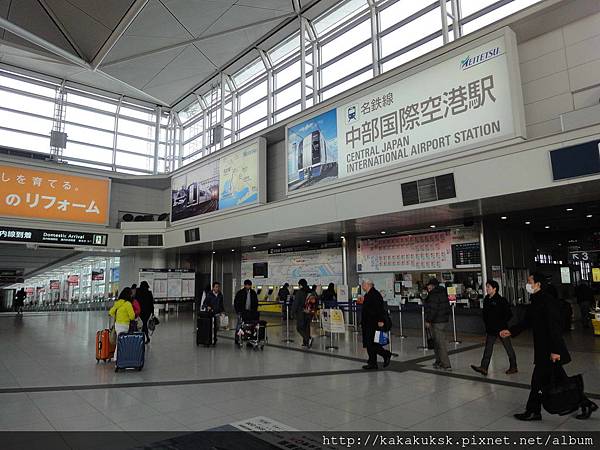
[0,226,107,246]
[286,32,523,192]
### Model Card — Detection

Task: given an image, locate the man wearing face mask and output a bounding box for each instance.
[500,273,597,421]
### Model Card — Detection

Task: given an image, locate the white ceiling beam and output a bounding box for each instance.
[0,16,90,69]
[101,12,295,69]
[91,0,149,70]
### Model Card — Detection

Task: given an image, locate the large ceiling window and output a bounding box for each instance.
[0,1,542,174]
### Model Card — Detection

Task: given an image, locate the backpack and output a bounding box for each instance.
[304,293,317,315]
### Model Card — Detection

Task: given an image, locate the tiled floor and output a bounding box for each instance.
[0,310,598,433]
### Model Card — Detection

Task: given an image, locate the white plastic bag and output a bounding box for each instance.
[219,313,229,329]
[374,330,389,346]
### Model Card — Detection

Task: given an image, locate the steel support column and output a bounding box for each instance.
[299,17,308,110]
[153,106,161,174]
[479,221,488,287]
[174,113,183,169]
[450,0,461,39]
[440,0,450,44]
[259,49,274,126]
[367,0,381,77]
[112,95,123,171]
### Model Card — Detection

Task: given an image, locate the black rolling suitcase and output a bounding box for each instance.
[197,311,214,346]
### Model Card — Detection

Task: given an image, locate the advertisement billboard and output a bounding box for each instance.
[286,31,524,193]
[171,138,265,222]
[287,109,338,192]
[0,164,110,224]
[67,275,79,286]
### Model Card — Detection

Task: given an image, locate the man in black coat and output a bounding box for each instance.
[471,279,517,376]
[137,281,154,344]
[424,278,451,370]
[501,272,597,421]
[360,279,391,370]
[233,279,258,346]
[205,281,225,345]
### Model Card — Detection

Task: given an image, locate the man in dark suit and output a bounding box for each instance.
[501,272,597,421]
[360,279,391,370]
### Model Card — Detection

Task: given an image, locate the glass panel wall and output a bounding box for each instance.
[0,1,541,174]
[9,256,120,311]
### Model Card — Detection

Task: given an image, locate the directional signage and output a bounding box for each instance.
[570,251,599,262]
[0,226,108,246]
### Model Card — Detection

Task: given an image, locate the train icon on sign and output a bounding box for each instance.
[346,105,358,124]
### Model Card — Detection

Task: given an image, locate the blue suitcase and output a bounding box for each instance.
[115,332,145,372]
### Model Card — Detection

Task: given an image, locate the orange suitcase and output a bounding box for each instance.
[96,329,115,363]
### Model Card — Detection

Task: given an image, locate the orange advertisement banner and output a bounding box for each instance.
[0,164,110,225]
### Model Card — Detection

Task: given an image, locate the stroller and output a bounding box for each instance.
[237,310,267,351]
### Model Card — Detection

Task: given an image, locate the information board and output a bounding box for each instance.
[167,274,182,298]
[358,231,453,272]
[242,244,343,287]
[452,242,481,268]
[321,309,346,333]
[357,228,481,273]
[139,269,195,299]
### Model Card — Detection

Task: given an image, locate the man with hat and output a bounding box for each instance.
[425,278,451,370]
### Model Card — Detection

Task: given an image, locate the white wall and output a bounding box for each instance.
[109,181,170,226]
[520,11,600,138]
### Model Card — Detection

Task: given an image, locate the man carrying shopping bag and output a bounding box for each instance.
[360,279,392,370]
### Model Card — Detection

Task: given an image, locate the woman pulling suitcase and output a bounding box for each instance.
[108,288,135,364]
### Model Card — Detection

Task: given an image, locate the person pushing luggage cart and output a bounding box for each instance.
[233,280,258,347]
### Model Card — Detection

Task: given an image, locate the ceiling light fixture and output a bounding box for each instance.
[430,225,436,228]
[566,208,573,212]
[277,243,281,247]
[525,221,531,225]
[252,246,256,250]
[500,216,507,220]
[586,214,593,218]
[545,226,550,229]
[306,240,311,243]
[380,231,386,234]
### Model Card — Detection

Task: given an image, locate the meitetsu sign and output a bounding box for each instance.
[286,28,525,193]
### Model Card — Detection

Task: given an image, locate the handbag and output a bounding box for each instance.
[542,364,584,415]
[109,325,117,346]
[374,330,389,346]
[426,327,435,350]
[148,314,157,332]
